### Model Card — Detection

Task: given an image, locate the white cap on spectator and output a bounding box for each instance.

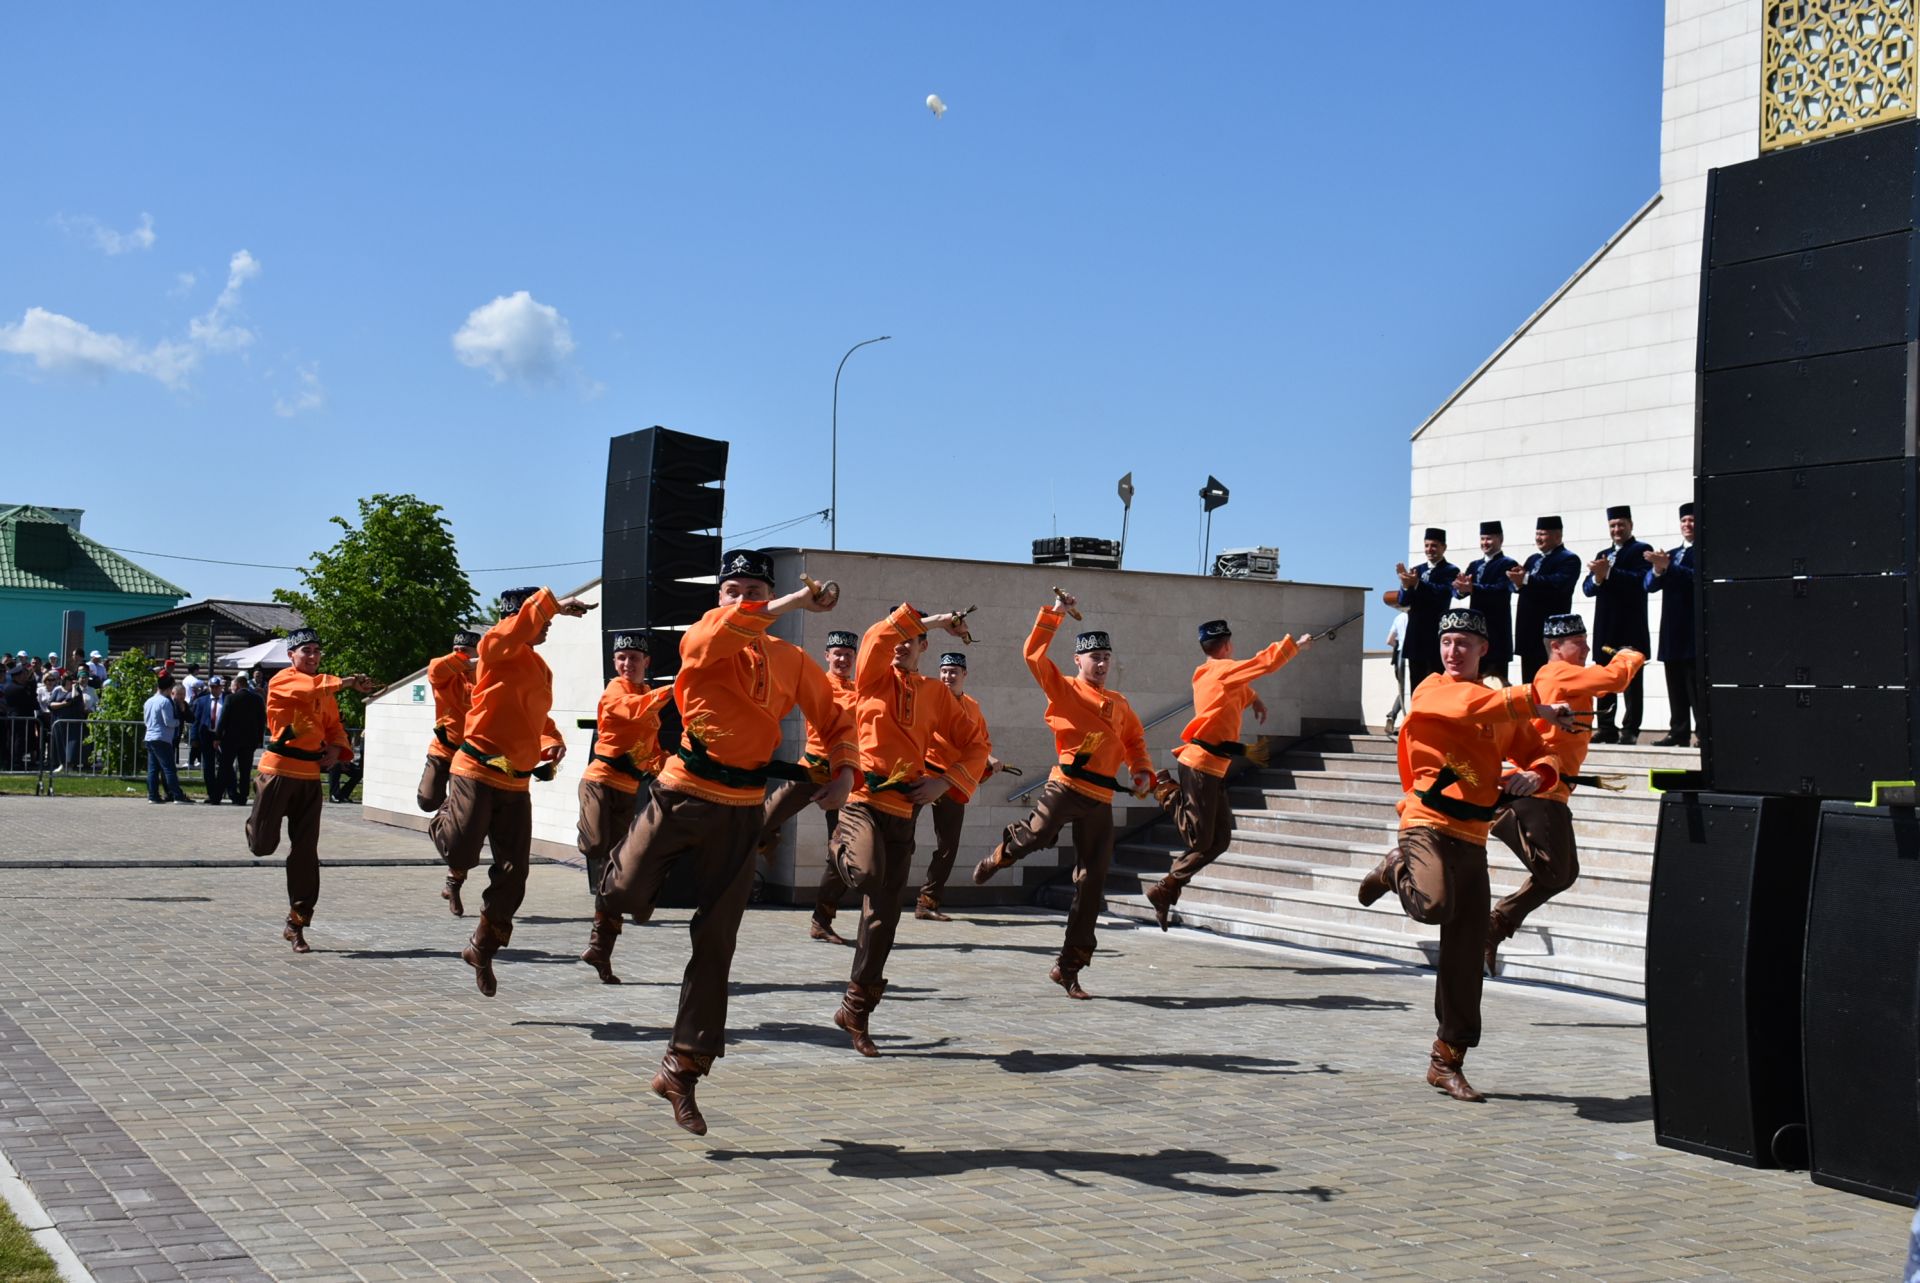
[89,650,102,659]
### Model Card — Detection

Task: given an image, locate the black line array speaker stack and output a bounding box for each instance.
[1644,119,1920,1205]
[1696,119,1919,797]
[601,427,728,683]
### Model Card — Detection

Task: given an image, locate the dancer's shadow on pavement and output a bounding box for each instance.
[909,1047,1340,1077]
[595,980,945,1002]
[328,945,579,967]
[515,1018,950,1053]
[1486,1091,1654,1123]
[706,1137,1337,1200]
[1097,993,1410,1013]
[1193,962,1428,979]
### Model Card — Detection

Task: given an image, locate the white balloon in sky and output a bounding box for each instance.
[926,93,946,119]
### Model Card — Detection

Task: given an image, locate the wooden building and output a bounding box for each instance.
[99,600,304,673]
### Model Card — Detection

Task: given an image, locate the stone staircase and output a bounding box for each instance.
[1043,731,1699,1001]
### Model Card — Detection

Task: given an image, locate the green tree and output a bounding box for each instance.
[274,494,478,724]
[91,647,157,775]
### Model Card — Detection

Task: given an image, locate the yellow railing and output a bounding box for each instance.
[1761,0,1918,152]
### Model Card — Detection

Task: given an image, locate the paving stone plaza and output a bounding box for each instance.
[0,799,1906,1281]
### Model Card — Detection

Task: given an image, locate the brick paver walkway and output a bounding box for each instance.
[0,798,1905,1281]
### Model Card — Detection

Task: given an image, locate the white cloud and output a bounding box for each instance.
[452,290,576,382]
[58,212,157,255]
[187,249,259,352]
[169,271,197,298]
[0,307,197,387]
[273,362,326,417]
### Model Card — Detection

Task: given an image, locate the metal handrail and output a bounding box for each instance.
[1004,696,1193,805]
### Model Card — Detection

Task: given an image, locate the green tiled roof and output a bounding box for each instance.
[0,504,187,597]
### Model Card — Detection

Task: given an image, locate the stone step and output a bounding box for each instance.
[1229,787,1660,837]
[1247,770,1402,798]
[1122,821,1656,875]
[1223,804,1655,847]
[1040,889,1646,1001]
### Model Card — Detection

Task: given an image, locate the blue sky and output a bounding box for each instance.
[1,3,1663,635]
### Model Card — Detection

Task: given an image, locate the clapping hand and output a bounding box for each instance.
[1647,548,1671,574]
[1587,557,1610,583]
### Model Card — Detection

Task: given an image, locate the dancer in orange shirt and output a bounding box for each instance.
[754,629,861,944]
[1356,607,1574,1101]
[419,628,480,913]
[1485,613,1645,975]
[974,590,1152,1000]
[577,628,675,984]
[829,605,986,1055]
[596,549,856,1135]
[1145,618,1310,930]
[430,585,594,996]
[915,650,1000,922]
[244,626,376,953]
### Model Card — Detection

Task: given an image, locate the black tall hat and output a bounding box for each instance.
[1479,520,1502,536]
[1605,505,1632,521]
[498,586,539,616]
[718,549,775,585]
[609,629,649,654]
[1074,631,1112,654]
[1438,609,1487,639]
[1423,527,1447,543]
[825,630,858,651]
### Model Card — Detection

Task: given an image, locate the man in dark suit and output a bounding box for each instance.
[1385,528,1460,690]
[1452,520,1519,682]
[1646,501,1698,747]
[189,677,228,800]
[1582,504,1654,744]
[215,674,267,805]
[1507,516,1581,683]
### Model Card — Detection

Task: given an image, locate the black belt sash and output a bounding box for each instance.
[590,750,650,782]
[1413,765,1501,822]
[674,734,813,789]
[459,741,555,782]
[433,724,461,751]
[1186,737,1246,758]
[1059,753,1129,794]
[265,728,325,762]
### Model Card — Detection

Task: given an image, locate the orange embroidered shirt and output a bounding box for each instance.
[655,601,860,808]
[451,587,564,794]
[1396,674,1559,844]
[1025,607,1150,804]
[582,676,677,795]
[804,671,858,763]
[848,605,992,819]
[424,650,474,761]
[259,670,353,782]
[1527,650,1647,803]
[928,690,992,790]
[1174,637,1300,776]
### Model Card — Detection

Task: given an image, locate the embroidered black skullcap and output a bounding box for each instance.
[1606,505,1633,521]
[1536,515,1563,530]
[609,629,648,654]
[1438,609,1487,639]
[825,630,858,650]
[939,652,967,669]
[1074,631,1112,654]
[286,626,321,651]
[718,548,775,585]
[1479,520,1502,536]
[1679,502,1695,518]
[1543,613,1586,639]
[1197,619,1231,644]
[452,629,482,650]
[497,586,539,617]
[1423,527,1447,543]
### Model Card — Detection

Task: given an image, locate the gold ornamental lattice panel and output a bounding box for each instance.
[1762,0,1919,151]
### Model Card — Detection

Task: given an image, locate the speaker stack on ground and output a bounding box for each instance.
[601,426,728,683]
[1645,119,1920,1204]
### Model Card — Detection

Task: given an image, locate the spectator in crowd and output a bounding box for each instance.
[46,671,85,771]
[86,651,107,686]
[217,673,266,804]
[190,677,228,800]
[78,672,100,769]
[180,665,206,765]
[3,664,38,769]
[144,675,193,804]
[1383,608,1409,736]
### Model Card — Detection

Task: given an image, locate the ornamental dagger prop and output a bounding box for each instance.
[1051,587,1082,620]
[1310,608,1366,641]
[801,573,840,608]
[950,604,979,645]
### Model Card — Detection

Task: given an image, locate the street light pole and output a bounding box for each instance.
[831,335,891,551]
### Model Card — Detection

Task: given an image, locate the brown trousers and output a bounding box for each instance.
[1000,780,1115,968]
[577,778,639,895]
[598,784,766,1059]
[416,753,452,813]
[1488,796,1579,931]
[247,774,323,918]
[428,775,534,927]
[918,793,966,906]
[760,780,845,918]
[832,802,920,986]
[1166,765,1232,886]
[1383,826,1489,1048]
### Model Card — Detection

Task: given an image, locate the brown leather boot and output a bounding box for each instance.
[833,980,887,1057]
[913,893,950,922]
[650,1050,713,1135]
[441,874,466,917]
[581,910,622,985]
[1049,962,1092,1000]
[1484,909,1516,977]
[282,911,311,954]
[809,907,847,945]
[1144,875,1179,931]
[462,915,510,997]
[971,843,1009,885]
[1357,850,1399,906]
[1426,1038,1486,1102]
